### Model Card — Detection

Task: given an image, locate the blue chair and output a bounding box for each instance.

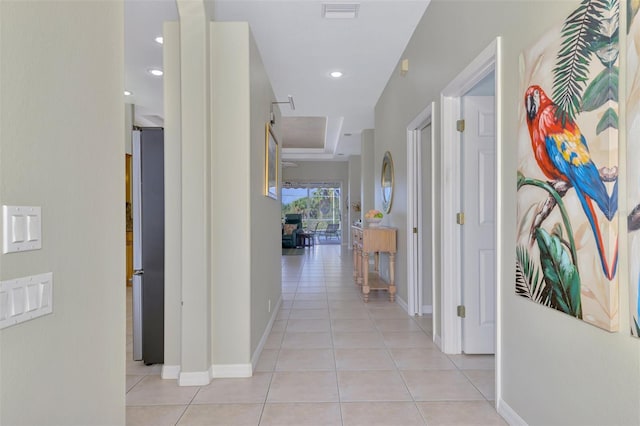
[282,214,303,248]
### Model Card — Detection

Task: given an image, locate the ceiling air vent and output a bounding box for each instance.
[322,3,360,19]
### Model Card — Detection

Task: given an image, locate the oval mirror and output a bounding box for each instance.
[381,151,394,213]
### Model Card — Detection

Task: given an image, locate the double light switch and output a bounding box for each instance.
[2,206,42,253]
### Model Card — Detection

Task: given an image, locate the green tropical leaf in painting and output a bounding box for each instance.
[516,245,551,306]
[553,0,608,123]
[581,67,618,112]
[535,228,582,318]
[634,317,640,336]
[595,107,618,134]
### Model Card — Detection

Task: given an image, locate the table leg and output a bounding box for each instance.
[388,252,396,302]
[362,251,370,302]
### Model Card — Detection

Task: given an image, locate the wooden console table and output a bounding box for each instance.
[352,225,397,302]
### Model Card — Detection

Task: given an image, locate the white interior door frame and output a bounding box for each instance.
[406,102,435,317]
[439,37,502,401]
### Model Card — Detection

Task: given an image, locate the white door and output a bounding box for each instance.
[461,95,496,354]
[420,123,433,314]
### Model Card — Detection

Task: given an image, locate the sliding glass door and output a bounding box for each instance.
[281,183,341,236]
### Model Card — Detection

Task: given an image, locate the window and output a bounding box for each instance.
[281,183,341,233]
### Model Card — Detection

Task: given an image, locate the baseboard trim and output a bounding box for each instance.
[433,333,442,351]
[211,363,253,378]
[421,305,433,314]
[252,296,283,370]
[396,295,408,312]
[178,370,211,387]
[161,365,180,380]
[497,398,527,426]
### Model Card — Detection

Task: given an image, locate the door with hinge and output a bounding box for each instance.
[420,123,434,314]
[460,95,496,354]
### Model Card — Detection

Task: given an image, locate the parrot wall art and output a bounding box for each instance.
[516,0,619,331]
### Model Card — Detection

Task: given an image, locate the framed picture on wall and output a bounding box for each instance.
[516,1,619,332]
[265,123,279,199]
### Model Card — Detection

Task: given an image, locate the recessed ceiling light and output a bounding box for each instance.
[155,36,164,44]
[124,90,132,96]
[330,71,343,78]
[148,68,163,76]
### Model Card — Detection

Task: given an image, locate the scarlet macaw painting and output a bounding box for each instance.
[628,2,640,337]
[517,0,619,331]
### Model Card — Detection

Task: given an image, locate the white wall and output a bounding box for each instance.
[0,2,125,424]
[376,0,640,424]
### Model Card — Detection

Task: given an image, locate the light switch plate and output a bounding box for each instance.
[3,206,42,253]
[0,273,53,329]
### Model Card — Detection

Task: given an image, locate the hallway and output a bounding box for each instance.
[126,244,504,425]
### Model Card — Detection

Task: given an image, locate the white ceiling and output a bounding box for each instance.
[124,0,430,160]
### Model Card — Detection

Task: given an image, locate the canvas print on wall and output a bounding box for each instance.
[628,2,640,337]
[516,0,619,331]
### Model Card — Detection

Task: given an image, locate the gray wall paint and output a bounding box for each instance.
[0,2,125,424]
[376,0,640,424]
[248,26,282,358]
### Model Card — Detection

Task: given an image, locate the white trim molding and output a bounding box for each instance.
[498,399,528,426]
[252,296,283,370]
[178,370,211,386]
[211,363,253,378]
[439,36,503,405]
[161,365,181,380]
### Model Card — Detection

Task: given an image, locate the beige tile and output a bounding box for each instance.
[260,403,341,425]
[126,376,200,406]
[337,370,412,402]
[374,318,422,332]
[332,331,385,349]
[401,370,485,401]
[389,348,457,370]
[126,358,163,376]
[292,300,329,310]
[448,354,495,370]
[264,332,284,349]
[463,370,495,400]
[270,320,287,333]
[126,405,187,426]
[341,402,426,426]
[289,308,330,319]
[127,375,145,393]
[267,371,339,402]
[294,293,327,301]
[191,372,272,404]
[286,319,331,333]
[335,348,395,371]
[281,332,332,349]
[276,348,335,371]
[177,403,262,426]
[276,310,290,321]
[329,300,367,310]
[255,349,279,372]
[417,401,507,425]
[381,331,436,349]
[367,307,409,320]
[331,319,378,333]
[295,286,326,293]
[329,308,370,319]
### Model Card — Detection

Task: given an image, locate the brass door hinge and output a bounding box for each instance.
[456,119,465,132]
[456,212,465,225]
[413,227,418,234]
[457,305,466,318]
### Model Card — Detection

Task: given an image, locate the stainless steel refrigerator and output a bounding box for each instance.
[132,128,165,365]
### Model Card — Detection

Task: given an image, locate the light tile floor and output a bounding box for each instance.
[126,244,506,425]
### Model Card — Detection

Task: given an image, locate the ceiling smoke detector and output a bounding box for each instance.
[322,3,360,19]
